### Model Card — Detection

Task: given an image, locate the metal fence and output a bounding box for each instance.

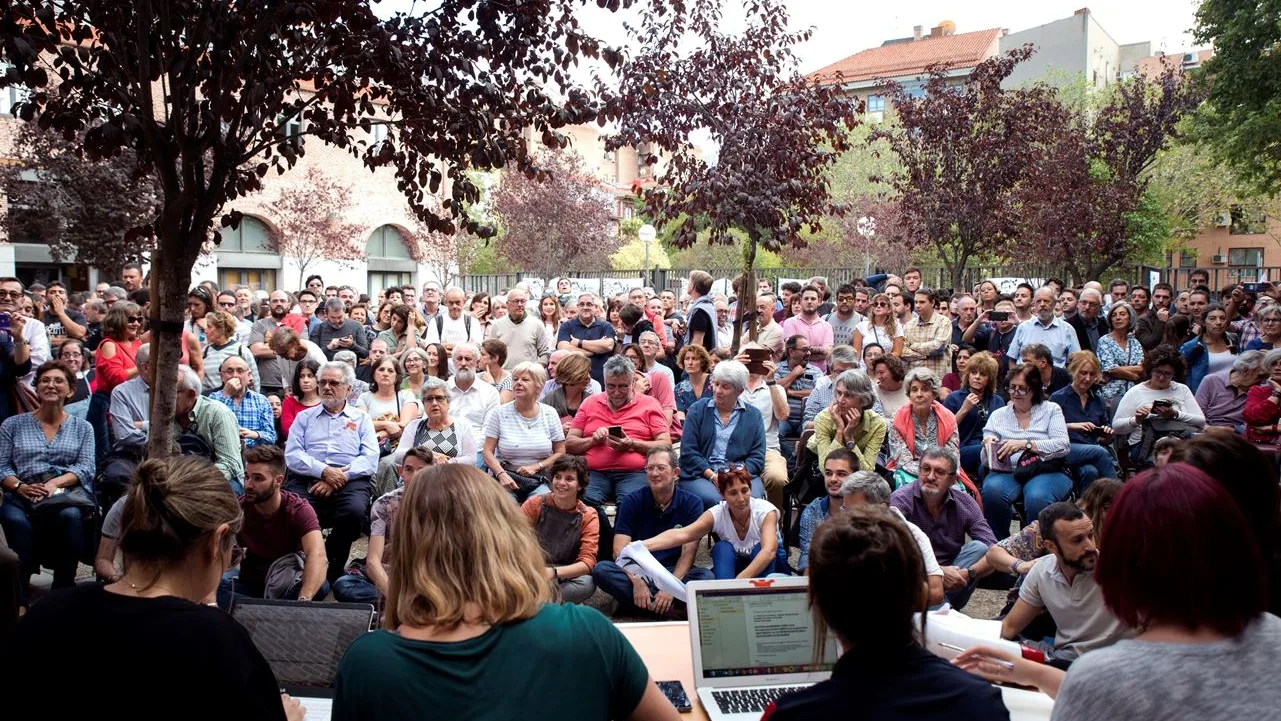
[1156,266,1279,291]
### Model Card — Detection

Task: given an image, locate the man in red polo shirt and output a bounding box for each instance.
[565,355,672,506]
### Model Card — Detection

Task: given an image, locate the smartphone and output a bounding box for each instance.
[1243,282,1271,294]
[656,681,692,713]
[989,311,1009,322]
[608,425,624,438]
[1152,399,1173,409]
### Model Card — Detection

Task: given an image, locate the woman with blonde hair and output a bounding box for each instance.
[942,351,1004,478]
[482,362,566,501]
[200,310,260,392]
[333,465,677,721]
[852,292,905,358]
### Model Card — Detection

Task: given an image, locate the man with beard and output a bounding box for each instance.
[284,362,380,583]
[218,444,328,607]
[890,448,996,610]
[249,290,308,396]
[999,502,1128,661]
[446,343,500,435]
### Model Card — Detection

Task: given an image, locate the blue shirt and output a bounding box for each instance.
[1049,385,1111,445]
[1008,317,1081,368]
[210,389,276,447]
[613,485,705,568]
[284,402,380,479]
[0,412,96,490]
[556,317,617,385]
[709,399,747,468]
[797,496,833,571]
[775,361,821,422]
[941,389,1004,447]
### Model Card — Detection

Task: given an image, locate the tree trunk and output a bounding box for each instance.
[731,231,760,354]
[146,235,199,458]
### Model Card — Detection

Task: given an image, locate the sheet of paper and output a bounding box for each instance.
[299,697,332,721]
[917,608,1022,660]
[617,540,687,602]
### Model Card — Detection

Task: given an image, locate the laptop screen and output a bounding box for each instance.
[695,586,839,679]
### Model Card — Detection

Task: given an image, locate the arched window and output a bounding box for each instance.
[366,225,412,259]
[220,216,272,253]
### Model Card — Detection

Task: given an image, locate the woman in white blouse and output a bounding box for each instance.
[642,467,786,579]
[980,364,1073,540]
[482,362,566,502]
[357,356,421,450]
[852,293,904,359]
[1111,343,1205,468]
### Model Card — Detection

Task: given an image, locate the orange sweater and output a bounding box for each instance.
[520,495,600,570]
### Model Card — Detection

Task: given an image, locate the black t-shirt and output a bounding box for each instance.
[687,307,714,351]
[4,585,287,720]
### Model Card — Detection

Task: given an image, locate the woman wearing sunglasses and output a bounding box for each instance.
[852,293,904,360]
[88,301,145,461]
[9,456,304,720]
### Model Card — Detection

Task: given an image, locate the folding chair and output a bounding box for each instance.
[230,598,376,694]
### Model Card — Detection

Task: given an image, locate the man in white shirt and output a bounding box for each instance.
[446,343,500,463]
[424,287,483,353]
[1000,502,1128,660]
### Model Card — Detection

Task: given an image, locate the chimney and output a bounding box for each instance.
[930,25,942,38]
[913,25,923,41]
[1074,7,1089,15]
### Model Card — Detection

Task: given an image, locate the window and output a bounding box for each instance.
[1228,248,1264,267]
[369,271,413,299]
[1230,204,1268,235]
[1179,251,1198,268]
[366,225,412,259]
[370,123,388,149]
[220,216,273,254]
[219,268,277,292]
[0,63,27,116]
[866,95,885,113]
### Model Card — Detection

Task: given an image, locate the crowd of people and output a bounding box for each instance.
[2,264,1280,720]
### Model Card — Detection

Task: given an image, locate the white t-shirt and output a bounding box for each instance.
[424,312,483,346]
[889,506,943,578]
[483,401,565,467]
[740,383,782,452]
[709,497,779,555]
[855,319,903,352]
[357,390,420,420]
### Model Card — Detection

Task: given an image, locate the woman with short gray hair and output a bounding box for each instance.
[1247,304,1281,351]
[1195,349,1267,431]
[678,360,768,510]
[886,367,973,490]
[808,369,887,472]
[1244,348,1281,443]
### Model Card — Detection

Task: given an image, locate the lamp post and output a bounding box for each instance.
[856,216,876,278]
[638,223,657,285]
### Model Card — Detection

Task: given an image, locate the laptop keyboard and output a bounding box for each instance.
[711,686,809,715]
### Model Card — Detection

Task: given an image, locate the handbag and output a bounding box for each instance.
[500,461,545,500]
[15,470,98,516]
[1012,450,1068,484]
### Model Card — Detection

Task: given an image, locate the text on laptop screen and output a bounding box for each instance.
[696,587,838,678]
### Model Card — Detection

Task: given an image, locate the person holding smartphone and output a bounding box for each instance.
[1111,345,1205,469]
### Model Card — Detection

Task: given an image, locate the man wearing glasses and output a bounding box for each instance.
[284,362,379,584]
[420,280,444,321]
[824,282,864,348]
[0,277,48,395]
[491,288,552,369]
[209,356,276,448]
[557,293,616,385]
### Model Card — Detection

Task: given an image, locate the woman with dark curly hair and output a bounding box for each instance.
[1111,343,1204,466]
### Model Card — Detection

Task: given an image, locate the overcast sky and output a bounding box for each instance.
[377,0,1204,75]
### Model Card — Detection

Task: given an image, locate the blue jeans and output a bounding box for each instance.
[959,443,984,479]
[711,541,785,579]
[332,573,379,604]
[87,390,111,462]
[0,495,83,605]
[681,476,766,511]
[981,471,1073,540]
[585,470,649,507]
[944,540,989,611]
[1066,443,1116,494]
[592,560,715,613]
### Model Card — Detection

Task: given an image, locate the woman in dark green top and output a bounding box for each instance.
[333,464,679,721]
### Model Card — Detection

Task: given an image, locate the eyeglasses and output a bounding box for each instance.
[872,301,888,307]
[1149,369,1175,379]
[0,290,22,299]
[645,464,671,473]
[219,301,236,308]
[1007,385,1031,396]
[423,395,449,403]
[127,316,144,323]
[317,379,345,387]
[60,352,83,359]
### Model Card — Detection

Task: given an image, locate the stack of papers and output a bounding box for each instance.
[917,608,1023,660]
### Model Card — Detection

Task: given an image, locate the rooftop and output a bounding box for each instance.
[809,26,1003,86]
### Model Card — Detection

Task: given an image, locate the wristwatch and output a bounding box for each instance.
[766,379,777,386]
[964,566,976,583]
[1024,440,1033,451]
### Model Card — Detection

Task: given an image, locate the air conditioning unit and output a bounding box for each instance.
[1182,52,1197,64]
[1212,254,1227,265]
[1215,211,1232,227]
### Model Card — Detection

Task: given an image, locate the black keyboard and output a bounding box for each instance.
[710,686,809,715]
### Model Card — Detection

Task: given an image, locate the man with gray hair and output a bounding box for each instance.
[173,364,245,490]
[557,292,617,385]
[1009,285,1082,367]
[1195,348,1270,430]
[1066,286,1109,354]
[285,360,380,583]
[447,342,500,435]
[839,467,945,606]
[565,355,672,505]
[491,287,552,369]
[309,297,369,361]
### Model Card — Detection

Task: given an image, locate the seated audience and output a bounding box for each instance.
[886,367,970,490]
[446,342,501,436]
[956,463,1281,721]
[0,361,96,610]
[566,355,670,506]
[941,344,974,393]
[942,350,1004,478]
[1020,343,1072,396]
[869,353,909,418]
[797,448,856,573]
[775,334,822,443]
[673,344,713,424]
[1049,351,1118,492]
[283,361,380,583]
[201,310,261,393]
[217,445,327,607]
[802,344,859,425]
[1195,350,1266,430]
[209,355,276,448]
[1244,348,1281,443]
[890,449,995,610]
[482,362,565,501]
[521,455,600,603]
[765,506,1007,721]
[809,369,885,472]
[678,360,767,510]
[837,470,945,607]
[1112,344,1205,465]
[645,466,785,579]
[542,351,593,436]
[332,465,675,721]
[8,456,304,720]
[332,447,435,603]
[58,339,93,420]
[592,446,713,617]
[981,364,1073,539]
[173,365,245,490]
[393,376,480,468]
[398,347,433,399]
[280,359,321,440]
[736,345,790,507]
[1095,301,1144,406]
[479,338,515,402]
[999,502,1129,661]
[356,355,420,454]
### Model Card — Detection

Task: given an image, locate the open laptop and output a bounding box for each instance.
[230,598,376,721]
[687,578,839,721]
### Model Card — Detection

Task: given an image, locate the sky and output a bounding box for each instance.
[376,0,1205,76]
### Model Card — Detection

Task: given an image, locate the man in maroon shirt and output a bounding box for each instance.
[217,445,328,608]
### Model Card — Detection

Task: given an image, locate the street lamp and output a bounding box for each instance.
[638,223,657,282]
[856,216,876,277]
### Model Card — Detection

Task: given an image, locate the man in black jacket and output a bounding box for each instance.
[309,298,369,361]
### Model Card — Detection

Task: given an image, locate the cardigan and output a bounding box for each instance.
[678,396,766,481]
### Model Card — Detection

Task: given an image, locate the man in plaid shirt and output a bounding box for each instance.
[209,355,276,448]
[900,288,953,379]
